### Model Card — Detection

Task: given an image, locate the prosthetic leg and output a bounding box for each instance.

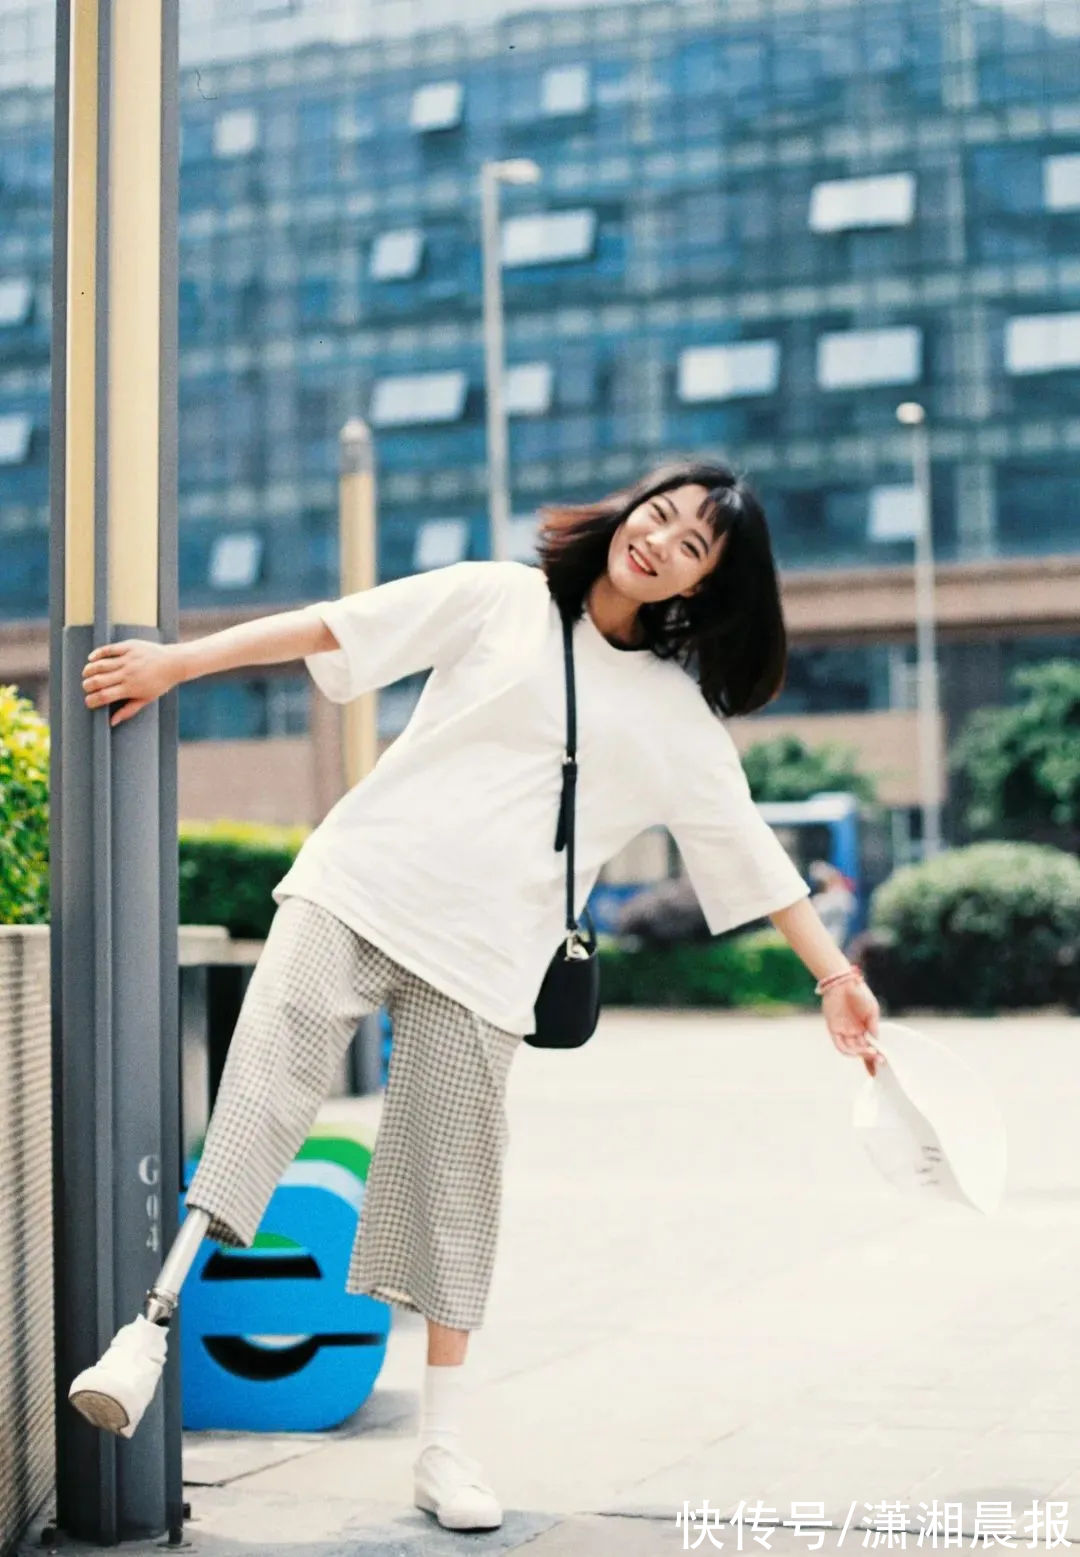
[141,1206,210,1322]
[68,1208,211,1437]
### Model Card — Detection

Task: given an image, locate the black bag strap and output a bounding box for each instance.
[553,605,578,933]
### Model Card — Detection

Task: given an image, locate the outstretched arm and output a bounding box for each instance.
[769,896,883,1077]
[82,609,339,727]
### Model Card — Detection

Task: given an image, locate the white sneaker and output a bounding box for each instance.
[68,1315,168,1439]
[413,1442,503,1531]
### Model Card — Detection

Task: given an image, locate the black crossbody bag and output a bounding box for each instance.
[524,604,602,1050]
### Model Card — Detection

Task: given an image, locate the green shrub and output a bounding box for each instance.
[598,927,817,1010]
[179,819,309,939]
[862,841,1080,1013]
[0,684,50,925]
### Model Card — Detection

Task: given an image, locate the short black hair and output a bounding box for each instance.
[535,455,788,718]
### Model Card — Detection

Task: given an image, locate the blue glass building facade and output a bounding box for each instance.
[2,0,1078,824]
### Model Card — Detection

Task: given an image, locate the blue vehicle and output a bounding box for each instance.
[755,791,866,935]
[586,790,879,940]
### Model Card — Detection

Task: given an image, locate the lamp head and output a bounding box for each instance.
[896,401,926,426]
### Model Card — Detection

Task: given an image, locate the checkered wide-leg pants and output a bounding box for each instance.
[184,895,523,1330]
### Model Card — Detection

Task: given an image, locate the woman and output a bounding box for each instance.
[68,458,882,1532]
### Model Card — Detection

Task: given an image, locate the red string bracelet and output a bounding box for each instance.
[814,965,864,997]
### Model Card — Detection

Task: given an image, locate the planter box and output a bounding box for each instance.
[0,925,53,1557]
[0,923,260,1556]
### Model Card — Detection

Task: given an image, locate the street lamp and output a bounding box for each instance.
[896,401,944,861]
[480,157,541,563]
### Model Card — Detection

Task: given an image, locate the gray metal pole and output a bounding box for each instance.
[157,0,184,1540]
[481,163,510,564]
[911,419,944,859]
[349,1014,385,1096]
[50,0,180,1541]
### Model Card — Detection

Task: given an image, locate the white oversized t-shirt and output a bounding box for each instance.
[272,558,810,1035]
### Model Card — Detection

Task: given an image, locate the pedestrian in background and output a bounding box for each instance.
[69,457,881,1532]
[809,858,858,953]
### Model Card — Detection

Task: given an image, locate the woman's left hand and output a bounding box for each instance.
[822,979,884,1078]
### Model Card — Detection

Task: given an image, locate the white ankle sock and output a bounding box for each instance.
[419,1361,467,1455]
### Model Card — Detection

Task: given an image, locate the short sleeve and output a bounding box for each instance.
[663,716,810,936]
[300,560,509,704]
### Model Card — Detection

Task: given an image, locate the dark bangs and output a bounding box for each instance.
[534,457,788,718]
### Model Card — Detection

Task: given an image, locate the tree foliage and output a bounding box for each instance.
[949,660,1080,841]
[740,731,878,804]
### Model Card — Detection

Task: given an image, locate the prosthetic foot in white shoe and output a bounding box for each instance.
[68,1314,168,1439]
[414,1443,503,1531]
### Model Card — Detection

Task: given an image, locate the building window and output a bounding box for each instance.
[209,531,263,589]
[998,461,1080,554]
[414,518,469,570]
[501,209,597,268]
[213,108,260,159]
[178,674,309,742]
[557,356,597,408]
[410,80,463,132]
[816,326,922,390]
[0,412,33,464]
[264,677,309,737]
[369,228,424,281]
[505,362,554,415]
[808,172,917,233]
[868,485,921,543]
[508,513,541,562]
[1001,634,1080,695]
[541,64,591,116]
[297,99,335,142]
[677,341,780,402]
[337,103,376,142]
[1044,153,1080,211]
[179,278,204,337]
[370,370,468,427]
[1005,312,1080,374]
[763,645,899,716]
[298,276,334,326]
[0,276,34,327]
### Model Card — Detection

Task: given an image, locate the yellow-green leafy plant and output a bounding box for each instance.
[0,684,50,924]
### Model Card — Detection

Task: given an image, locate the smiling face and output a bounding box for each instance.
[610,483,727,603]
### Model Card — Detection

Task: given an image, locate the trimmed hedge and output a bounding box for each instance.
[857,841,1080,1013]
[179,820,308,940]
[598,927,817,1010]
[177,821,815,1008]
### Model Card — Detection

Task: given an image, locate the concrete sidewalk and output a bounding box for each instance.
[23,1008,1080,1555]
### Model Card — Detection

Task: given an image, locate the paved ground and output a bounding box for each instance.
[22,1008,1080,1555]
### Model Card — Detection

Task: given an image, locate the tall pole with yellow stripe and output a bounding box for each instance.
[337,420,383,1094]
[338,418,378,793]
[49,0,181,1540]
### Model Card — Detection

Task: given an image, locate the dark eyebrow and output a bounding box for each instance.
[657,490,711,555]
